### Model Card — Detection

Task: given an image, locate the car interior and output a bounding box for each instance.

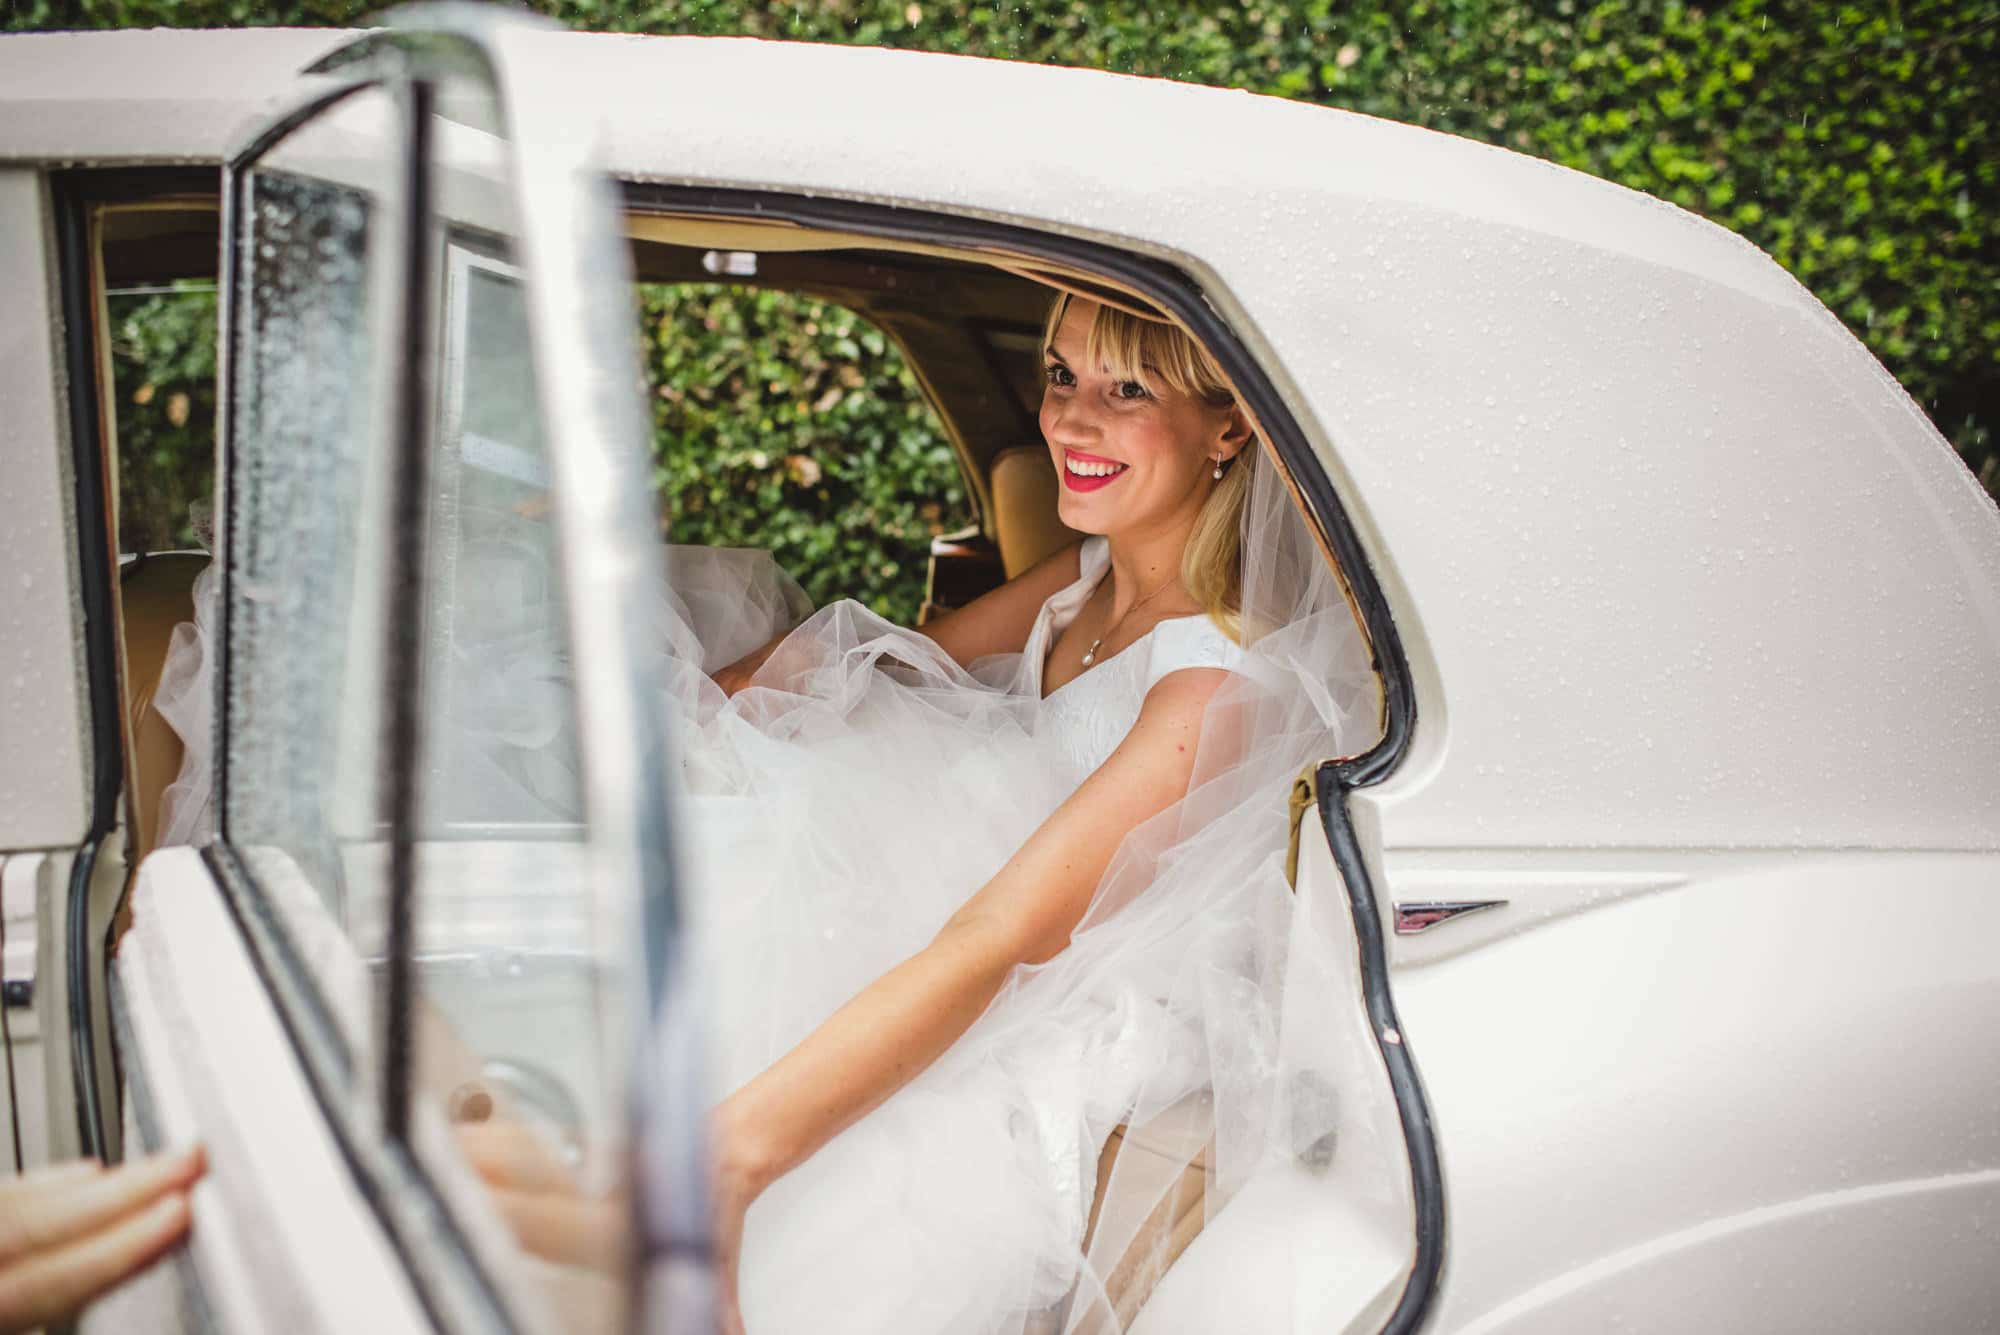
[96,187,1241,872]
[84,175,1364,1329]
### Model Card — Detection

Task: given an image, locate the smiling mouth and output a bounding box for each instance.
[1063,450,1128,491]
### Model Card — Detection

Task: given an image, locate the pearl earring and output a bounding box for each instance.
[1212,456,1225,480]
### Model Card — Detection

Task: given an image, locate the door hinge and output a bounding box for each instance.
[1284,762,1320,891]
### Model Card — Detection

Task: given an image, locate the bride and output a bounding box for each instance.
[656,290,1380,1334]
[151,284,1380,1333]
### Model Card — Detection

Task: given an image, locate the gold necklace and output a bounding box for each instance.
[1080,573,1181,667]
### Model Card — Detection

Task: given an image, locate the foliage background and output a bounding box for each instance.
[17,0,1995,616]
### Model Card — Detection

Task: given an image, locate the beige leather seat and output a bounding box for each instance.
[988,445,1082,578]
[120,552,208,860]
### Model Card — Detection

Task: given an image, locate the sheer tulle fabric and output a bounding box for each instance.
[146,442,1382,1332]
[663,447,1380,1334]
[153,564,218,849]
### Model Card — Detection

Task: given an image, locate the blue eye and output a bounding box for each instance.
[1043,363,1075,388]
[1114,380,1151,400]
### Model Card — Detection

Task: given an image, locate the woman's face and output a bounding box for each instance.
[1039,299,1239,540]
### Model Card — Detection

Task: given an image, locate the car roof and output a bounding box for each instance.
[0,26,1793,304]
[8,26,1996,851]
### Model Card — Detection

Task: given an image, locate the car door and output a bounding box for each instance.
[76,14,700,1332]
[0,154,124,1181]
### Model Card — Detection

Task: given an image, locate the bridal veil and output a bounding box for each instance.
[650,440,1381,1333]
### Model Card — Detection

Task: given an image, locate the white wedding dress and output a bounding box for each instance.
[671,535,1250,1334]
[653,490,1382,1334]
[151,452,1382,1335]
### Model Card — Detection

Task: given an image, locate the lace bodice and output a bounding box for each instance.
[1023,536,1246,774]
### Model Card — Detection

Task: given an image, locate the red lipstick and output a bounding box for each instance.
[1061,448,1129,493]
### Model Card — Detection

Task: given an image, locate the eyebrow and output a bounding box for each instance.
[1043,349,1070,364]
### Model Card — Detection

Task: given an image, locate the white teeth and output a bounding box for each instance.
[1066,457,1127,478]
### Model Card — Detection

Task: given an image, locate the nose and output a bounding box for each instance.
[1043,389,1101,446]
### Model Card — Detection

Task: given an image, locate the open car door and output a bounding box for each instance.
[85,10,696,1331]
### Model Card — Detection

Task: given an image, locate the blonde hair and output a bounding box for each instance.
[1040,292,1256,641]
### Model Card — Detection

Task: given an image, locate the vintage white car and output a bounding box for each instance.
[1,9,1997,1333]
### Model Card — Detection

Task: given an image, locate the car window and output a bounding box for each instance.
[108,277,216,557]
[642,280,970,623]
[222,67,638,1326]
[406,233,607,1284]
[198,28,723,1318]
[222,87,399,1026]
[405,84,635,1329]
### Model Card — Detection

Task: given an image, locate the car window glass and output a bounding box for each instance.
[400,82,625,1331]
[108,277,216,557]
[223,85,400,1050]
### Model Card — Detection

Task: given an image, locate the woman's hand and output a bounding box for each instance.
[0,1145,206,1334]
[712,632,787,698]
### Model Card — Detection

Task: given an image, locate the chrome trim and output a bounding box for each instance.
[1394,899,1509,934]
[1,854,37,1011]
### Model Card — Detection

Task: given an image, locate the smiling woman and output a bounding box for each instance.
[640,282,1380,1334]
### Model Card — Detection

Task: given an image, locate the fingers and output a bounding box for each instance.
[484,1186,628,1274]
[18,1162,106,1190]
[0,1146,205,1264]
[455,1121,576,1195]
[0,1187,190,1334]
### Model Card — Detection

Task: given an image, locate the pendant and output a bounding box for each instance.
[1081,638,1102,667]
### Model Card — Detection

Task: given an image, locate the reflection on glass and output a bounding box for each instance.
[405,83,629,1334]
[223,65,640,1329]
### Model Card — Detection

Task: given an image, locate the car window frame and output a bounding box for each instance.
[195,14,700,1329]
[54,33,1428,1334]
[621,180,1436,1321]
[205,68,529,1334]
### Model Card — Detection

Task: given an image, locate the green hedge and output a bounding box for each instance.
[529,0,1997,495]
[108,286,218,553]
[29,1,1998,616]
[642,285,966,618]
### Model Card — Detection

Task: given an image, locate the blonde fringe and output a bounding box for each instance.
[1041,292,1255,642]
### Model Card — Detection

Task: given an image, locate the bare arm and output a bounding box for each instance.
[710,666,1227,1319]
[712,540,1083,695]
[913,539,1084,668]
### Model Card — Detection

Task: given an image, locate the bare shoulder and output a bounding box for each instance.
[918,539,1085,667]
[1079,666,1232,787]
[1122,666,1231,747]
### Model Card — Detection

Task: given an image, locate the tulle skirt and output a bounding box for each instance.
[659,546,1378,1335]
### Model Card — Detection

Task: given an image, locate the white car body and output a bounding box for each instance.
[1,14,1997,1334]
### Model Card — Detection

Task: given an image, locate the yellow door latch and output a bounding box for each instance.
[1284,762,1320,891]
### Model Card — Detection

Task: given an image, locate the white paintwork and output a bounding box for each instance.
[1130,821,1411,1335]
[28,846,80,1166]
[3,28,1993,852]
[0,170,91,852]
[0,29,350,165]
[115,848,431,1334]
[1388,846,2000,1330]
[1,22,1996,1334]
